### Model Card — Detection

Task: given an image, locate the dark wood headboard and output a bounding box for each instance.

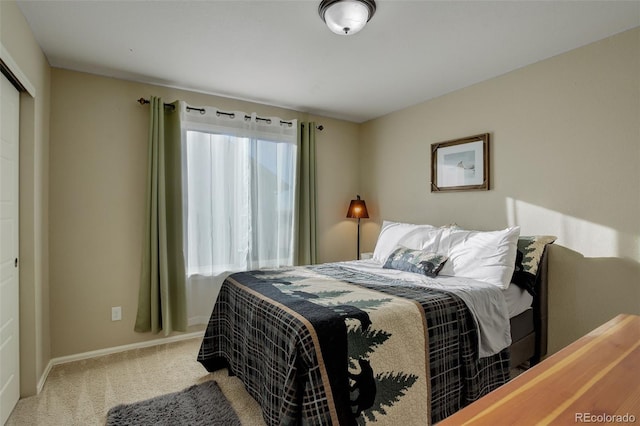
[532,245,550,364]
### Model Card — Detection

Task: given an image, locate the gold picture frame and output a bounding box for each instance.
[431,133,490,192]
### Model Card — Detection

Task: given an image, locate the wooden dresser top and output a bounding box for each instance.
[439,314,640,425]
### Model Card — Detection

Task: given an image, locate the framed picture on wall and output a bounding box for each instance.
[431,133,490,192]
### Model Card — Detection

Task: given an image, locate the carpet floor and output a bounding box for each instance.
[7,338,266,426]
[8,337,528,425]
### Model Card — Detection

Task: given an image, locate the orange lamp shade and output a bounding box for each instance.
[346,195,369,219]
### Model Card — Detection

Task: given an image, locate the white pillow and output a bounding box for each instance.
[372,221,442,262]
[437,226,520,289]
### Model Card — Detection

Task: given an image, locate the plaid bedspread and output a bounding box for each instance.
[197,264,510,425]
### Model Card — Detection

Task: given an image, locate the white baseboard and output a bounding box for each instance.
[36,331,205,394]
[37,360,54,394]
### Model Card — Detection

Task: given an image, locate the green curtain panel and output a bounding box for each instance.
[296,122,318,265]
[135,97,187,335]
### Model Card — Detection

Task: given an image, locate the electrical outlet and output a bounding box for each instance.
[111,306,122,321]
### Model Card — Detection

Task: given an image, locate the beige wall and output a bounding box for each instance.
[0,1,51,396]
[48,69,360,357]
[360,28,640,354]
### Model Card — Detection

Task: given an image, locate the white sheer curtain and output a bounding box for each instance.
[180,105,298,325]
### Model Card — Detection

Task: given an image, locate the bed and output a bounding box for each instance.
[198,222,553,425]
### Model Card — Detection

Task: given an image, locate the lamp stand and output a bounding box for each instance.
[357,217,361,260]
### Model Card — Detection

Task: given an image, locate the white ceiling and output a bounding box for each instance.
[17,0,640,123]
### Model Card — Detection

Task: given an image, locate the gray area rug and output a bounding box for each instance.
[106,380,242,426]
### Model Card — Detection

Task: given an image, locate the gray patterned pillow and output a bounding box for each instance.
[383,246,448,278]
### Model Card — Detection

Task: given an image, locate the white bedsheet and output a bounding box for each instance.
[503,283,534,318]
[339,259,512,358]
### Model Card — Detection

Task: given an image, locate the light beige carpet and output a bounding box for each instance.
[7,338,266,426]
[8,337,527,425]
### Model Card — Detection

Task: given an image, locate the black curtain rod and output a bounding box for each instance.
[137,97,175,110]
[307,124,324,131]
[137,97,323,130]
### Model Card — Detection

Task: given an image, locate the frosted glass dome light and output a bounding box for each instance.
[318,0,376,36]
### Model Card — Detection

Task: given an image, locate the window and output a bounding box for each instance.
[182,109,298,276]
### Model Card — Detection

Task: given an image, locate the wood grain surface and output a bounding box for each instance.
[438,314,640,425]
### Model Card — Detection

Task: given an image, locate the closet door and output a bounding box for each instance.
[0,72,20,425]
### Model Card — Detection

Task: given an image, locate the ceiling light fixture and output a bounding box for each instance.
[318,0,376,36]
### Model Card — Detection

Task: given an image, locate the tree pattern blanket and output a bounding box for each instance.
[198,264,510,425]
